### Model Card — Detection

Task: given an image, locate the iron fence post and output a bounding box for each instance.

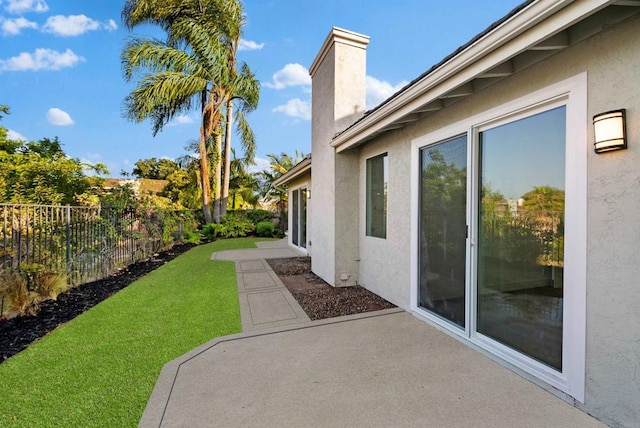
[66,204,71,266]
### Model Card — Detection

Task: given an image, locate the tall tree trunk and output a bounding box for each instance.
[212,130,223,223]
[199,91,212,224]
[221,99,233,218]
[198,132,212,224]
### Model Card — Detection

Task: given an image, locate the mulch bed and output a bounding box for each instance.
[266,257,396,320]
[0,243,195,362]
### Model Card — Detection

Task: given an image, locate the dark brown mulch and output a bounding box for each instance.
[0,243,195,362]
[266,257,396,320]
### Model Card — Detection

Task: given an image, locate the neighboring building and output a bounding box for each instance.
[103,178,169,197]
[276,1,640,426]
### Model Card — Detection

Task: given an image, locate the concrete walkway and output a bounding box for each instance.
[139,240,605,427]
[213,240,311,331]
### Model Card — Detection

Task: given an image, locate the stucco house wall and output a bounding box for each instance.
[358,139,412,308]
[309,29,369,286]
[352,11,640,427]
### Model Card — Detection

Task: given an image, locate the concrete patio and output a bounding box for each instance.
[139,240,604,427]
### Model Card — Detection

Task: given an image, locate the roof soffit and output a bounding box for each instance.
[331,0,624,152]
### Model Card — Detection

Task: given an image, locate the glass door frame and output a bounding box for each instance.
[409,74,587,402]
[290,185,308,252]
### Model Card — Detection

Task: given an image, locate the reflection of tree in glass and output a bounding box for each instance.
[480,184,564,267]
[420,148,467,323]
[520,186,564,266]
[521,186,564,213]
[421,150,466,259]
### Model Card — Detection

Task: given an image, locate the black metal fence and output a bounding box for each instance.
[0,204,172,286]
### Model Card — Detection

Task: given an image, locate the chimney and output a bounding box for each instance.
[309,28,369,286]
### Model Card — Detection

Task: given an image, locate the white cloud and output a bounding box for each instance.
[1,17,37,35]
[264,63,311,89]
[7,128,27,141]
[0,48,84,71]
[366,75,408,109]
[43,14,118,37]
[3,0,48,14]
[46,107,74,126]
[167,114,194,126]
[238,39,264,51]
[248,157,271,174]
[272,98,311,121]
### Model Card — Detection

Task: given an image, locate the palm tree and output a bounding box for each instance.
[228,148,259,209]
[213,0,260,219]
[121,0,240,224]
[221,62,259,218]
[257,151,307,220]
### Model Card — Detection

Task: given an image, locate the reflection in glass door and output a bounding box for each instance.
[300,188,307,249]
[419,135,467,328]
[292,189,299,247]
[477,106,566,370]
[291,188,307,249]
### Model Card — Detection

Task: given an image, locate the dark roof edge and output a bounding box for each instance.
[334,0,536,139]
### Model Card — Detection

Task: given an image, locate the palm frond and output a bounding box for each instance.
[235,109,255,161]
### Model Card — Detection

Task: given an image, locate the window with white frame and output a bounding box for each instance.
[366,153,388,238]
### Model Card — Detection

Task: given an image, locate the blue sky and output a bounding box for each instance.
[0,0,523,176]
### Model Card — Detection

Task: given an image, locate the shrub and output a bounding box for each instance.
[202,215,255,240]
[0,271,31,314]
[202,223,217,241]
[35,269,69,300]
[255,221,275,237]
[0,266,69,316]
[246,209,273,225]
[183,230,201,243]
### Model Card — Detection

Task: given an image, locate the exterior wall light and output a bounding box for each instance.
[593,109,627,153]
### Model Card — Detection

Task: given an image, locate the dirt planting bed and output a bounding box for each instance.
[266,257,396,320]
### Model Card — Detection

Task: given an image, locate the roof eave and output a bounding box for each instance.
[331,0,614,153]
[273,158,312,188]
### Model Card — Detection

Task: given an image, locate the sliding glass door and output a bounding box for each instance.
[477,106,566,370]
[419,135,467,328]
[415,77,586,399]
[291,188,307,249]
[417,107,566,368]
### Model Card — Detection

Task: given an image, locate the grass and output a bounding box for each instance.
[0,238,274,427]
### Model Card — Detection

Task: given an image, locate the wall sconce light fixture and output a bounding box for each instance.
[593,109,627,153]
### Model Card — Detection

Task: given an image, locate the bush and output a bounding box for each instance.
[202,223,217,241]
[0,266,67,316]
[34,269,69,300]
[246,209,273,225]
[182,230,201,243]
[255,221,275,237]
[202,215,255,240]
[0,271,30,315]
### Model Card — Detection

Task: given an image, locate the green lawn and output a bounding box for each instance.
[0,238,272,427]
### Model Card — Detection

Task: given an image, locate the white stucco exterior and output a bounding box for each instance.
[278,2,640,426]
[309,28,369,286]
